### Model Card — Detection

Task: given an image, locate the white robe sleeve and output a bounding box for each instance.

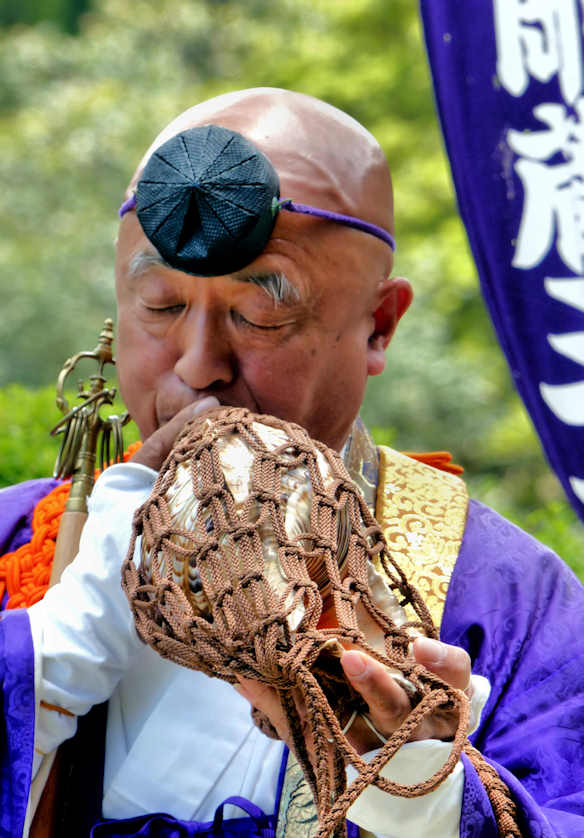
[27,462,157,760]
[345,674,491,838]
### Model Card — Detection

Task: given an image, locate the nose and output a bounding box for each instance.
[173,307,235,392]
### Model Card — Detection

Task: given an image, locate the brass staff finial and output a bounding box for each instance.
[50,318,130,513]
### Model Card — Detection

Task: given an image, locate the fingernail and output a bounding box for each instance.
[192,397,220,415]
[414,636,446,665]
[233,681,250,700]
[341,651,368,679]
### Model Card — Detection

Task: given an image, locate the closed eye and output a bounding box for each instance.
[230,310,285,330]
[143,303,186,314]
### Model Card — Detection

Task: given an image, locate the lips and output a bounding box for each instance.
[156,380,262,429]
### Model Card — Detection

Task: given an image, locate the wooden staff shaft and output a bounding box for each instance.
[30,424,99,835]
[30,508,91,836]
[47,426,97,586]
[48,510,89,587]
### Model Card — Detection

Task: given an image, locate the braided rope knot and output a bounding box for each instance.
[121,407,520,838]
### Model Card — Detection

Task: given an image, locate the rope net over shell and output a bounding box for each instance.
[122,407,516,838]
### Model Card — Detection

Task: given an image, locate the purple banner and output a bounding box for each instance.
[420,0,584,521]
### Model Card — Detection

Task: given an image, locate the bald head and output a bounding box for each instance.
[115,88,412,451]
[127,88,394,238]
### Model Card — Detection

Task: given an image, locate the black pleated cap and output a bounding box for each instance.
[136,125,281,277]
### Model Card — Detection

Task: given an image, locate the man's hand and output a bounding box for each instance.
[235,637,471,761]
[339,637,471,750]
[129,397,220,471]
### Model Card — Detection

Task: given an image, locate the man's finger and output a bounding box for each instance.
[341,650,411,731]
[130,397,220,470]
[413,637,471,691]
[235,677,292,744]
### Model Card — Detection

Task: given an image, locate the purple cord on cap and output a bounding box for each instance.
[278,199,396,251]
[119,193,396,251]
[119,194,137,217]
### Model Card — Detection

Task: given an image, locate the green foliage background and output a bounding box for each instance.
[1,0,582,577]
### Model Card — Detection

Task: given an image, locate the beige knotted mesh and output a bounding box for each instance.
[121,406,518,838]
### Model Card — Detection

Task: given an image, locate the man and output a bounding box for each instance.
[2,88,583,837]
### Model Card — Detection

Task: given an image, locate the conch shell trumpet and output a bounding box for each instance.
[122,406,469,838]
[140,410,415,660]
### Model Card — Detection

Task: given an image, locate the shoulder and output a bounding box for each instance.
[444,498,584,684]
[451,498,581,609]
[0,477,60,555]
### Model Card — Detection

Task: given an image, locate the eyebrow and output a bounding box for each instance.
[128,249,173,276]
[243,271,300,306]
[128,249,300,306]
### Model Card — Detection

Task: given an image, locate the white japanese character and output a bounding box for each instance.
[541,276,584,429]
[494,0,583,105]
[508,102,584,272]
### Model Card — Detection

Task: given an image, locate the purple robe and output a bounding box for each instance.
[1,479,584,837]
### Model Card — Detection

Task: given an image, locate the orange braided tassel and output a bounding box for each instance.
[0,442,142,609]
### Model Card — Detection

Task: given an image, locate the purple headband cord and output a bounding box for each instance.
[276,199,396,251]
[118,193,396,252]
[119,194,137,217]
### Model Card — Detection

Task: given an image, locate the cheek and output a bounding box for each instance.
[115,320,170,438]
[238,333,368,449]
[236,337,320,421]
[241,347,312,410]
[304,332,370,447]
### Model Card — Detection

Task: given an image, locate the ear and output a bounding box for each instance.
[366,277,413,377]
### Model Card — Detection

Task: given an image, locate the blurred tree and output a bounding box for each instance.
[0,0,91,33]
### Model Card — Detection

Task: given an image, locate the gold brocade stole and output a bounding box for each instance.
[276,433,469,838]
[373,445,469,628]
